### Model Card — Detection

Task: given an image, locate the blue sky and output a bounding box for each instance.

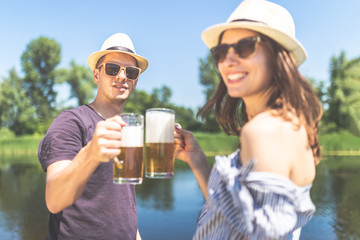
[0,0,359,109]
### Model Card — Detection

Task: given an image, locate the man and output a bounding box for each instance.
[38,33,148,240]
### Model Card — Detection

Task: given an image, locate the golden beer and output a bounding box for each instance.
[145,142,175,178]
[145,108,175,178]
[113,147,143,184]
[113,113,144,184]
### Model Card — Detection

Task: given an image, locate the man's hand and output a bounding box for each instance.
[87,115,127,163]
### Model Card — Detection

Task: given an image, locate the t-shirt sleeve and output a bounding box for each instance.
[38,110,85,171]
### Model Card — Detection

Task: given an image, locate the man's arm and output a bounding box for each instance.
[45,116,125,213]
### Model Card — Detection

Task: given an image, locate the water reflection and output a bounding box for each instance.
[0,155,48,240]
[302,155,360,240]
[326,156,360,240]
[135,161,196,211]
[136,177,174,210]
[136,165,204,240]
[0,155,360,239]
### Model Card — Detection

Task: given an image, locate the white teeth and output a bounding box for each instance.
[114,86,127,90]
[228,73,246,81]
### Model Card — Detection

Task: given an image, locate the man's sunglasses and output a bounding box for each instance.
[98,63,141,81]
[211,36,262,64]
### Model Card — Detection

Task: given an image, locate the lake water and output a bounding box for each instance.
[0,155,359,239]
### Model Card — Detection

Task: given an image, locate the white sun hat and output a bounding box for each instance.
[88,33,148,73]
[202,0,306,66]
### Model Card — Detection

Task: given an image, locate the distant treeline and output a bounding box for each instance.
[1,37,360,138]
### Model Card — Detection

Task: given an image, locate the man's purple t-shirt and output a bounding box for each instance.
[38,105,137,240]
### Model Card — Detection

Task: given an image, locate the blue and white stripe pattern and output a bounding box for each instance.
[193,150,315,240]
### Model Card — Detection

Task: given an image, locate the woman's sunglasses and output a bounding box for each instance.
[211,36,262,64]
[98,63,141,81]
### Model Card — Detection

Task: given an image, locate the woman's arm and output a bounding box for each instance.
[174,126,212,198]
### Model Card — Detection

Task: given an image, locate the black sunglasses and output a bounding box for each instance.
[98,63,141,81]
[211,36,262,64]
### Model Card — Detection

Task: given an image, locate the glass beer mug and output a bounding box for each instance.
[113,113,144,184]
[145,108,175,178]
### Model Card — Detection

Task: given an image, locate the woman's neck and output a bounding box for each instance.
[246,105,269,120]
[243,91,271,120]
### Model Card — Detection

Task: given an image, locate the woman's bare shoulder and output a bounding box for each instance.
[240,111,314,185]
[241,111,287,137]
[242,110,306,139]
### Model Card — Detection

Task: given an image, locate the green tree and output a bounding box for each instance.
[308,77,327,108]
[327,51,360,135]
[198,52,221,132]
[151,85,172,106]
[21,36,61,123]
[171,106,202,131]
[199,52,219,100]
[0,68,37,135]
[124,89,154,114]
[124,86,201,131]
[307,77,330,133]
[57,60,96,106]
[149,85,201,130]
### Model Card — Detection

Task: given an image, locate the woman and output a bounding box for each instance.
[174,0,322,239]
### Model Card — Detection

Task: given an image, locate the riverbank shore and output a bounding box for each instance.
[0,131,359,157]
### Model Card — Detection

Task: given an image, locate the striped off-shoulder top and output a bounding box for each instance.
[193,149,315,240]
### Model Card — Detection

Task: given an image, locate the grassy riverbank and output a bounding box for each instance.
[195,131,360,157]
[319,131,360,156]
[0,131,359,157]
[0,133,238,157]
[0,135,42,155]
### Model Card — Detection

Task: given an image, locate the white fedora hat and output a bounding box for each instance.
[202,0,306,66]
[88,33,148,73]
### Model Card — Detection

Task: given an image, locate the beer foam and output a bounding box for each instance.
[146,111,174,143]
[121,125,144,147]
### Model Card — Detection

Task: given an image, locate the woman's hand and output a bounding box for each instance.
[174,124,205,166]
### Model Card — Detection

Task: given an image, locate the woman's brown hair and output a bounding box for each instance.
[197,33,323,164]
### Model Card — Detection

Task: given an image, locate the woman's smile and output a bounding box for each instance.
[226,71,247,84]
